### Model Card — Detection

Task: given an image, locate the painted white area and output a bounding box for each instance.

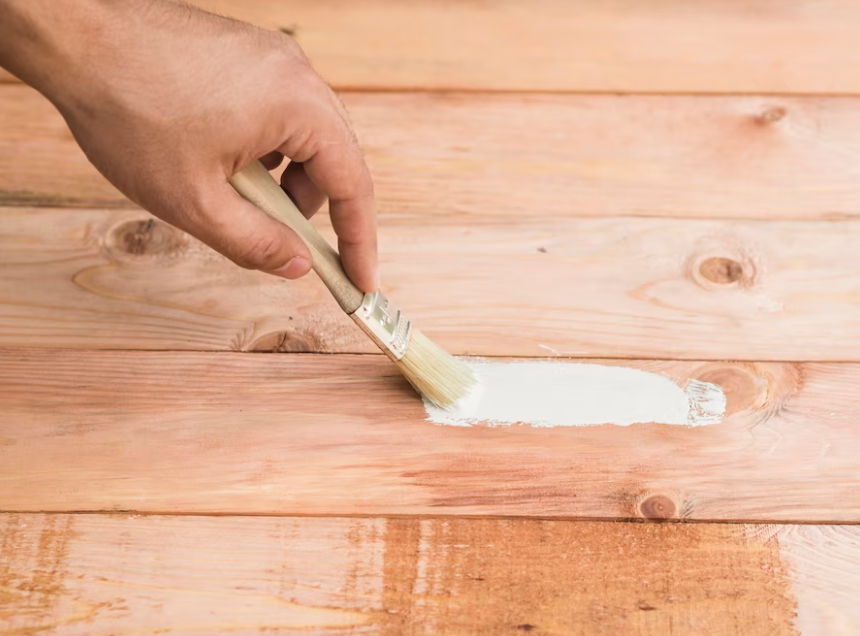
[424,360,726,428]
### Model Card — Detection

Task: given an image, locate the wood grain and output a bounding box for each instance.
[5,0,860,94]
[8,206,860,360]
[0,87,129,209]
[777,525,860,635]
[9,85,860,220]
[0,207,362,353]
[194,0,860,95]
[0,513,811,635]
[2,350,860,521]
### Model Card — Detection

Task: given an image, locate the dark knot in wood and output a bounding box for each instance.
[757,106,787,124]
[108,218,185,259]
[698,257,743,285]
[639,495,676,520]
[249,330,324,353]
[696,365,763,417]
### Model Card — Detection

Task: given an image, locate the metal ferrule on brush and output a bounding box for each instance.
[351,291,412,359]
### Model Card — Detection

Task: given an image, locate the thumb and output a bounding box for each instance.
[188,180,313,279]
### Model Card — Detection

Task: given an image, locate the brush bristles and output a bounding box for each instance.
[395,328,478,409]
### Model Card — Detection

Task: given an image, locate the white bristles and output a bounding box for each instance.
[347,295,477,409]
[394,328,478,409]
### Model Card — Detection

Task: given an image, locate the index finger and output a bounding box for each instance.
[279,96,378,293]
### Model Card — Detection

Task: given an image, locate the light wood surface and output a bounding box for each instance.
[0,206,361,353]
[196,0,860,95]
[9,85,860,220]
[2,350,859,522]
[7,206,860,360]
[337,92,860,222]
[7,513,850,635]
[3,2,859,634]
[6,0,860,94]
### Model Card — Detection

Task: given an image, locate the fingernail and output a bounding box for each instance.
[271,256,311,280]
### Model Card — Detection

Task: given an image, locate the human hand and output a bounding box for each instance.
[0,0,378,291]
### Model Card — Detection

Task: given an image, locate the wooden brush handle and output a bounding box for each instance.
[228,159,365,315]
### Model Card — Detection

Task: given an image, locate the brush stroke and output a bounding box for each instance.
[424,360,726,428]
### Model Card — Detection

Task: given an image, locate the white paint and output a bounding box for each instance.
[424,360,726,428]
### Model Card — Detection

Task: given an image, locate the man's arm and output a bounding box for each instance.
[0,0,379,291]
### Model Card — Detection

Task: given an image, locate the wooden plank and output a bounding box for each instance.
[6,0,860,94]
[0,87,131,209]
[6,206,860,360]
[8,84,860,220]
[2,350,860,521]
[194,0,860,95]
[193,0,860,95]
[345,93,860,222]
[0,207,361,353]
[1,513,823,635]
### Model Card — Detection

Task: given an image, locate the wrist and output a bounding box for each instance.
[0,0,114,108]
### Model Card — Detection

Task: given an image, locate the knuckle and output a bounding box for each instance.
[278,32,311,65]
[282,125,320,163]
[284,55,322,90]
[342,165,375,203]
[232,231,284,271]
[358,169,375,198]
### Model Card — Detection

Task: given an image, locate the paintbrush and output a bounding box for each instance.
[229,159,477,408]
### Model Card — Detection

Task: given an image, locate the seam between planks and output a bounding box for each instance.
[2,510,859,526]
[3,348,860,365]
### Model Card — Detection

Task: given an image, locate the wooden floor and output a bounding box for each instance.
[3,1,860,633]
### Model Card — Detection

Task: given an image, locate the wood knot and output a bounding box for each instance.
[699,257,743,285]
[106,218,185,261]
[757,106,787,124]
[690,251,757,291]
[249,330,323,353]
[695,365,765,417]
[638,495,676,521]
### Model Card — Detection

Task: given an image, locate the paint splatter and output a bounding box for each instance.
[424,361,726,428]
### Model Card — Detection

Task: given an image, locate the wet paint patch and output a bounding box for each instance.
[424,360,726,428]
